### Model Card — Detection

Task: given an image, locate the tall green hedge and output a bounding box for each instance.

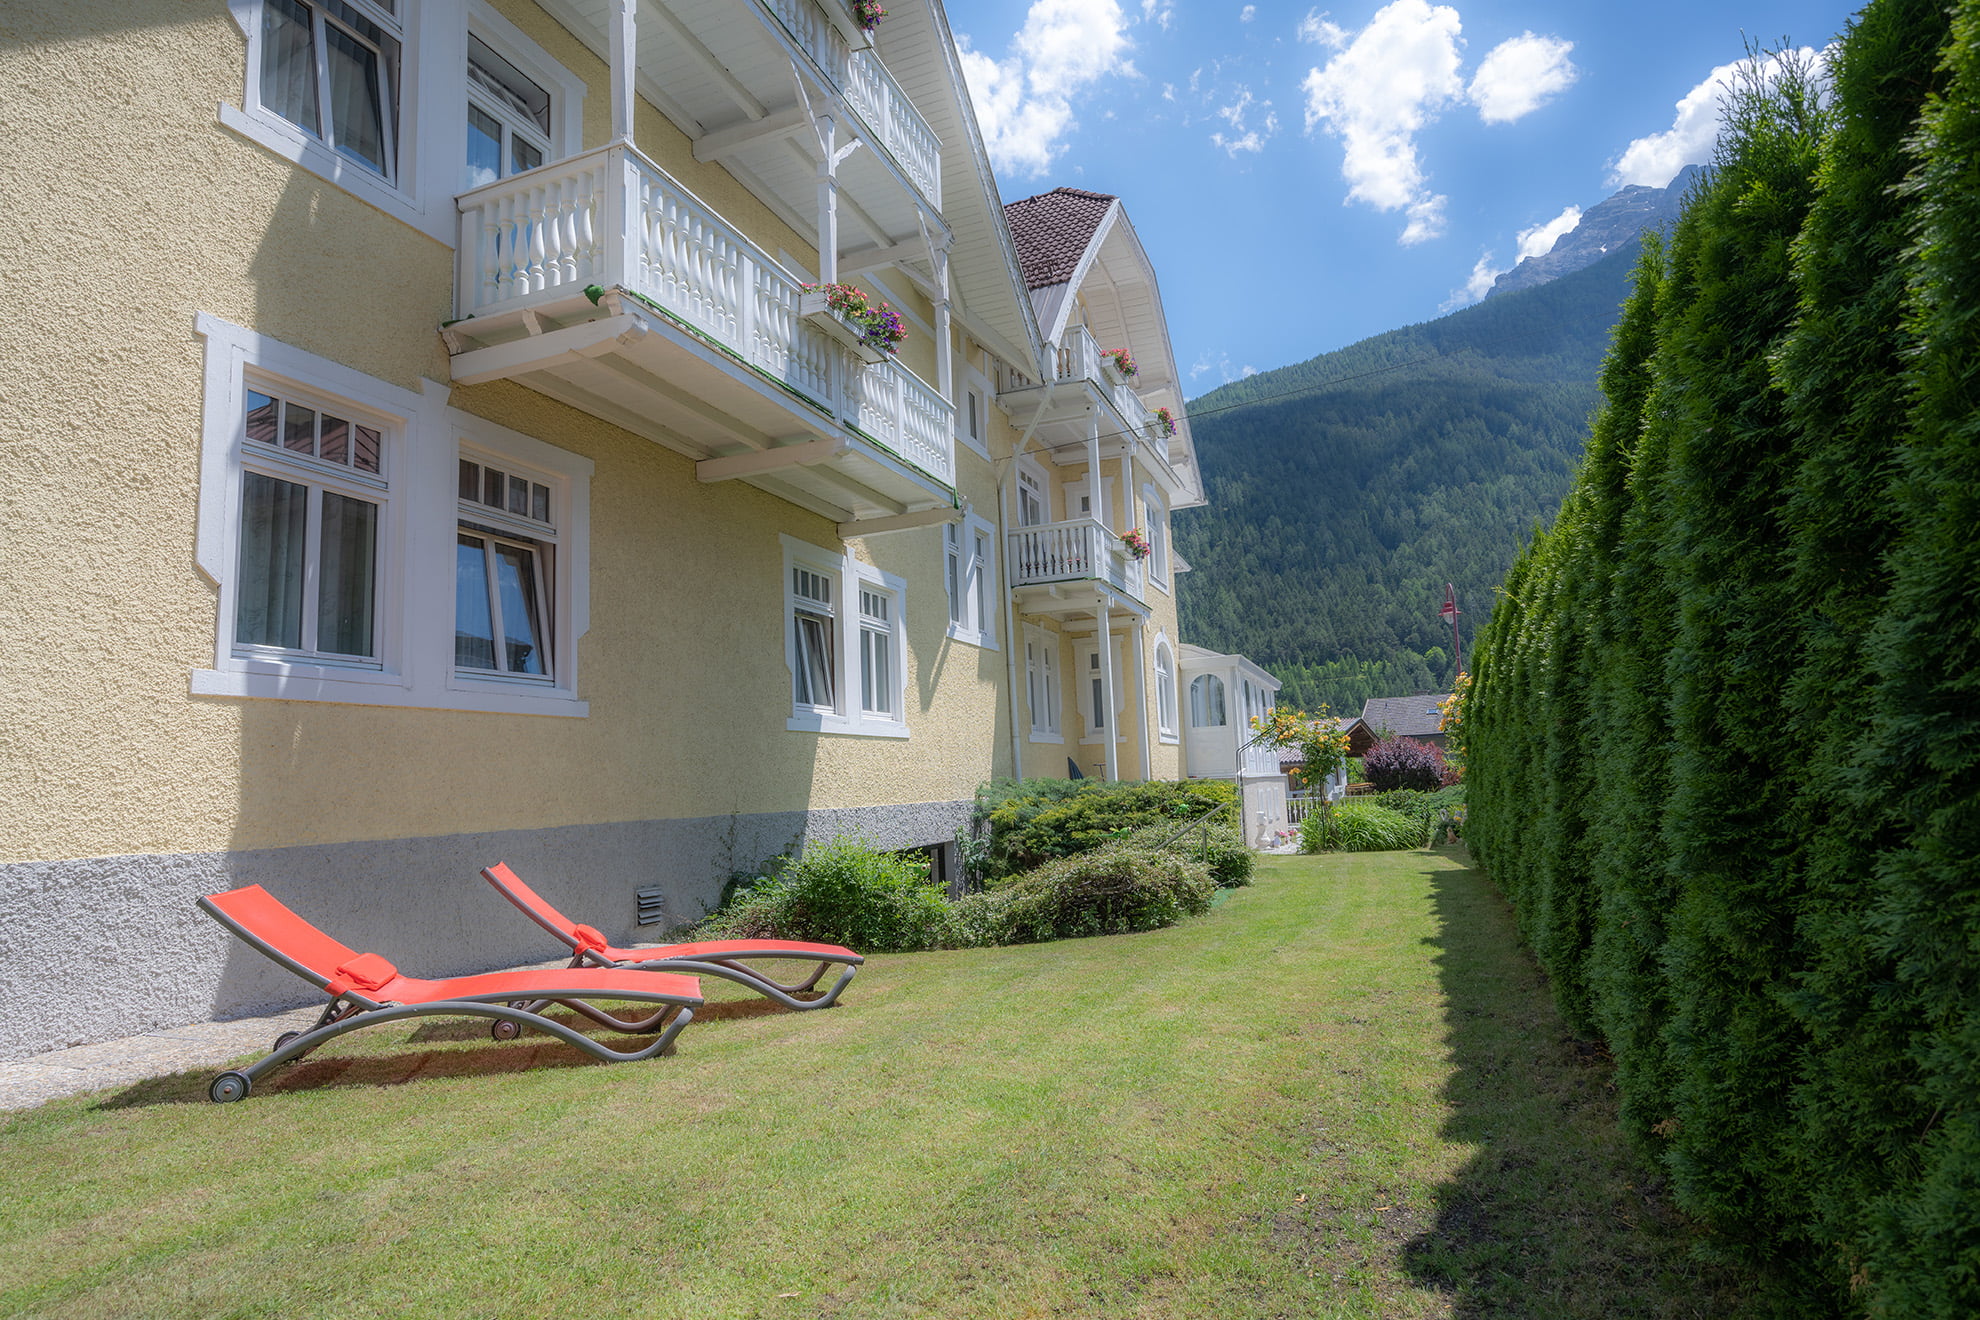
[1463,4,1974,1312]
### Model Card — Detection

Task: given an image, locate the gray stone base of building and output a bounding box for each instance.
[0,800,969,1062]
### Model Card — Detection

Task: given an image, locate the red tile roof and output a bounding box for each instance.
[1003,187,1115,290]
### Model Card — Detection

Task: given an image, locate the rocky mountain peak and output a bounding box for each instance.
[1487,166,1698,299]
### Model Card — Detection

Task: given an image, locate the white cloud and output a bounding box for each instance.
[1189,352,1259,383]
[957,0,1135,179]
[1443,252,1504,310]
[1300,0,1465,240]
[1297,9,1346,47]
[1142,0,1175,32]
[1516,205,1581,261]
[1240,5,1256,21]
[1469,33,1576,123]
[1211,86,1279,155]
[1610,46,1824,187]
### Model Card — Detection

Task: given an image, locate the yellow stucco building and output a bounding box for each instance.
[0,0,1257,1059]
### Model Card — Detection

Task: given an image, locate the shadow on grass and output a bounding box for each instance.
[1396,847,1748,1319]
[94,995,810,1109]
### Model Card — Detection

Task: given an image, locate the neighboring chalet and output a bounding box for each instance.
[0,0,1274,1059]
[1360,694,1455,750]
[1175,645,1290,844]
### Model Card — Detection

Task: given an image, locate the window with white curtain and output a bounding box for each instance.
[943,513,998,648]
[257,0,401,179]
[783,538,908,737]
[1026,626,1061,739]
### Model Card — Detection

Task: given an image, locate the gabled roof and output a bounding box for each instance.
[1360,695,1452,740]
[1003,188,1116,290]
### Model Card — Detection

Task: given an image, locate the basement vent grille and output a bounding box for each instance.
[635,887,667,927]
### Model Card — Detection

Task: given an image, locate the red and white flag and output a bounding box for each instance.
[1439,584,1459,621]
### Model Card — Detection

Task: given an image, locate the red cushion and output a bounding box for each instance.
[569,924,609,954]
[327,952,398,996]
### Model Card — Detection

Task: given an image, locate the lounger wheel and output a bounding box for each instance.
[273,1030,300,1051]
[490,1019,523,1041]
[209,1071,252,1104]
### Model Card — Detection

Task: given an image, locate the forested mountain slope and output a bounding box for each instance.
[1175,241,1640,713]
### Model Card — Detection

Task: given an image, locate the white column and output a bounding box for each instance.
[1085,410,1104,528]
[1097,610,1119,782]
[608,0,637,146]
[932,240,953,402]
[1131,625,1150,781]
[816,116,840,284]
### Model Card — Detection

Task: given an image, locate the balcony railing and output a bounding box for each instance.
[1052,325,1158,438]
[1008,518,1134,594]
[456,143,952,485]
[760,0,941,205]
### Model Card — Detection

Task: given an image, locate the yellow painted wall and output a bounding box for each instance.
[0,0,1008,864]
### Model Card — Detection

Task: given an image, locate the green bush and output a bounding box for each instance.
[991,846,1215,943]
[698,838,948,953]
[1116,819,1254,887]
[1301,801,1427,853]
[978,778,1239,880]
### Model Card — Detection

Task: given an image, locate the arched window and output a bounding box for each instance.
[1155,641,1176,737]
[1189,673,1226,727]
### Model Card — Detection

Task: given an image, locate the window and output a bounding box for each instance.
[1155,640,1177,739]
[234,384,389,664]
[1025,626,1061,739]
[791,565,837,710]
[1143,485,1170,590]
[1076,639,1128,742]
[196,313,593,715]
[257,0,401,179]
[944,514,998,648]
[455,456,559,681]
[783,538,908,737]
[1017,466,1047,527]
[466,34,550,187]
[1190,673,1227,727]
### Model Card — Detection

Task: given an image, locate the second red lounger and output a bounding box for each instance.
[198,884,702,1102]
[481,862,863,1011]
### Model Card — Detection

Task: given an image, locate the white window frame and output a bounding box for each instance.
[1142,483,1170,592]
[1024,624,1062,741]
[447,419,590,711]
[1016,460,1049,528]
[194,313,591,715]
[1154,636,1178,742]
[195,313,414,701]
[1075,638,1129,745]
[943,512,998,649]
[1190,672,1228,728]
[957,358,995,461]
[782,536,909,738]
[463,0,586,179]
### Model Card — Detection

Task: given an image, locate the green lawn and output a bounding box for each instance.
[0,849,1752,1318]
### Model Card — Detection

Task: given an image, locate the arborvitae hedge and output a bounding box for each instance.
[1463,3,1975,1312]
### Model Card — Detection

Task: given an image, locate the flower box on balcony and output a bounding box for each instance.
[800,289,889,364]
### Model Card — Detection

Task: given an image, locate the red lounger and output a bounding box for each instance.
[481,862,863,1011]
[197,884,702,1103]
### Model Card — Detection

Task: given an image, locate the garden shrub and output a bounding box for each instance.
[1361,737,1448,792]
[991,845,1215,943]
[1301,801,1426,853]
[698,838,948,952]
[1116,818,1254,887]
[977,778,1239,880]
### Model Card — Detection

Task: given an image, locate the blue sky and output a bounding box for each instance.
[948,0,1862,392]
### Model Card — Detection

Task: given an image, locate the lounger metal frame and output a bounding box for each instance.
[198,887,701,1103]
[482,864,865,1011]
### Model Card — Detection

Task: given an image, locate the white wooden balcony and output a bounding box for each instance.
[445,144,954,525]
[1008,518,1148,621]
[759,0,941,206]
